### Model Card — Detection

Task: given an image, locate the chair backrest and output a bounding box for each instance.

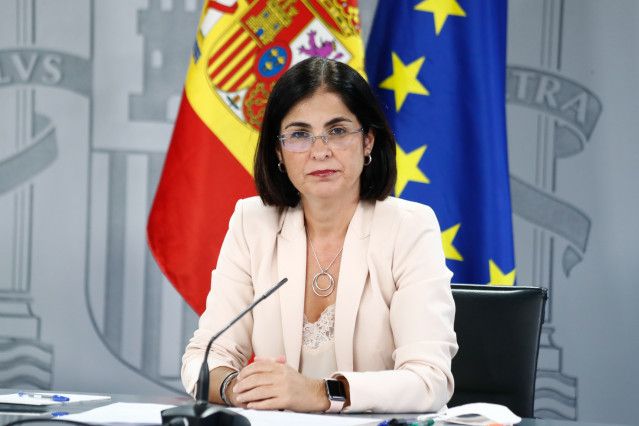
[448,284,548,418]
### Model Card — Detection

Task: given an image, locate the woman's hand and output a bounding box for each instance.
[231,356,330,412]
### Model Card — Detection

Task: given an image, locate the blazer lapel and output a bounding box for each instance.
[334,201,374,372]
[277,204,306,370]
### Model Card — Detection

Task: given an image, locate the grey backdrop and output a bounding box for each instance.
[1,0,637,424]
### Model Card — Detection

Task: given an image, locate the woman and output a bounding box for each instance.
[181,57,457,413]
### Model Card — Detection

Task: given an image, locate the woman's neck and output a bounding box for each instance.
[301,195,359,241]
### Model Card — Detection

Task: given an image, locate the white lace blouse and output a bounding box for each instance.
[299,304,337,380]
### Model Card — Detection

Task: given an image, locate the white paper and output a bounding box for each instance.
[63,402,175,425]
[418,402,522,425]
[0,393,111,406]
[0,410,46,416]
[230,408,380,426]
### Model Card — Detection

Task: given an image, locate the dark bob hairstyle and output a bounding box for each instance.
[254,56,397,207]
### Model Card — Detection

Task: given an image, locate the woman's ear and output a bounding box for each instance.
[364,128,375,156]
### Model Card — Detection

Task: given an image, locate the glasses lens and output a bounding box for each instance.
[327,126,361,148]
[282,131,312,152]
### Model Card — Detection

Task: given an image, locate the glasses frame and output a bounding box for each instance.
[277,127,364,152]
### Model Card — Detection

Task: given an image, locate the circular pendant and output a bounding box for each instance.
[312,271,335,297]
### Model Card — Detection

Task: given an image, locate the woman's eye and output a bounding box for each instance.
[328,127,348,136]
[290,131,310,140]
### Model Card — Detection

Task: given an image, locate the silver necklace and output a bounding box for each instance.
[306,228,343,297]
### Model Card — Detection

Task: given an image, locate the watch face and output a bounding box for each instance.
[325,379,347,401]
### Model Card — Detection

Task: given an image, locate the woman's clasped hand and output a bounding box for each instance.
[229,356,328,412]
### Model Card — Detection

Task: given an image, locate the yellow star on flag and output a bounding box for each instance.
[441,223,463,261]
[415,0,467,35]
[395,143,429,197]
[379,52,429,112]
[487,259,516,286]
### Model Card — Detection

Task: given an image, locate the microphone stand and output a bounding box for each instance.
[162,278,288,426]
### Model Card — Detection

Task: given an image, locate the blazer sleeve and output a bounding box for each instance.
[335,202,458,413]
[181,199,256,396]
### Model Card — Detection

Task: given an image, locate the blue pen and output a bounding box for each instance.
[18,392,70,402]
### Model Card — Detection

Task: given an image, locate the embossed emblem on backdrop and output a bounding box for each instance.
[0,0,92,390]
[84,1,204,393]
[506,27,602,420]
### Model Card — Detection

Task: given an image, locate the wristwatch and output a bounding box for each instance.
[324,379,347,413]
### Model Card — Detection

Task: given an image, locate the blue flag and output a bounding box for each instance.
[366,0,516,285]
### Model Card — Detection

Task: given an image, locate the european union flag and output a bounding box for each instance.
[366,0,516,285]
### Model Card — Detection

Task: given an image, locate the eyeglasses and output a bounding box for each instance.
[277,126,364,152]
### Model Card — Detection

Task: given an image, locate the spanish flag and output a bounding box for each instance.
[148,0,365,314]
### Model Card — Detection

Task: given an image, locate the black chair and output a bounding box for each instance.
[448,284,548,418]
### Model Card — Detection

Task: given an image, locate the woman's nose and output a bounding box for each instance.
[310,136,331,159]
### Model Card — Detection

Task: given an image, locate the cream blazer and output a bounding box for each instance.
[182,196,458,413]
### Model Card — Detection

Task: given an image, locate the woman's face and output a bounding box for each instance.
[276,89,374,205]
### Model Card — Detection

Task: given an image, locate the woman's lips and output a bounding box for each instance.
[309,169,336,177]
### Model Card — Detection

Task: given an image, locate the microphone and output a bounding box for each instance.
[162,277,288,426]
